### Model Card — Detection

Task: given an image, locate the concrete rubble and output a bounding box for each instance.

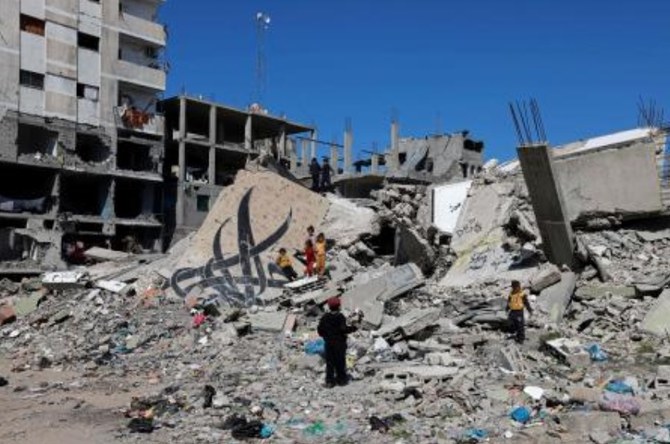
[1,158,670,444]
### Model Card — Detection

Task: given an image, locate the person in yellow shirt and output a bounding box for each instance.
[507,280,533,343]
[276,248,298,281]
[315,233,327,277]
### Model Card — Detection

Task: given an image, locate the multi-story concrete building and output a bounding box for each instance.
[160,95,314,245]
[0,0,166,271]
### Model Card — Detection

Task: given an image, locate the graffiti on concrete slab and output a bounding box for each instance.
[171,188,292,307]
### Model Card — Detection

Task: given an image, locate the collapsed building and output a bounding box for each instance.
[0,0,167,272]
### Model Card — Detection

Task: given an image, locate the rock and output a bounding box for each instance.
[641,290,670,337]
[0,304,16,325]
[395,225,436,275]
[374,308,440,340]
[248,311,287,333]
[529,264,562,293]
[321,195,381,247]
[537,272,576,324]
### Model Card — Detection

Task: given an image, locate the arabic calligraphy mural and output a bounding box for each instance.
[171,188,292,307]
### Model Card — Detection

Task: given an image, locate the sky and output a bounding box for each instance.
[161,0,670,162]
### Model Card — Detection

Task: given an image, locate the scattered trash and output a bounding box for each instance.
[461,428,489,442]
[510,406,531,424]
[586,343,608,362]
[304,338,325,356]
[523,386,545,401]
[599,392,641,415]
[192,313,206,328]
[605,380,634,395]
[127,417,154,433]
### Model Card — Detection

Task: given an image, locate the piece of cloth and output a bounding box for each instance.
[509,310,525,342]
[281,265,298,281]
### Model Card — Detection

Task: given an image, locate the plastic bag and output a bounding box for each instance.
[510,406,531,423]
[304,338,325,356]
[586,343,608,362]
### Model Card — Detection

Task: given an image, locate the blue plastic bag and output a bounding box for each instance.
[260,424,274,438]
[462,428,488,441]
[510,406,531,423]
[605,380,634,395]
[586,343,608,362]
[304,338,325,356]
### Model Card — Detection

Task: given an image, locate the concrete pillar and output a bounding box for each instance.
[244,114,253,152]
[344,127,353,175]
[208,105,216,185]
[310,130,317,160]
[371,154,379,174]
[330,145,339,177]
[389,120,399,170]
[290,140,298,173]
[176,97,187,226]
[517,144,575,267]
[301,139,308,174]
[279,126,286,161]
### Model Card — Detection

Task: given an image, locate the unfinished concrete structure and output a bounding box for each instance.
[160,96,313,243]
[0,0,167,271]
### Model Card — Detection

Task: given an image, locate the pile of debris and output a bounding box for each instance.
[1,165,670,444]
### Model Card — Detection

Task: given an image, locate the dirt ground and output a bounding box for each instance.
[0,358,150,444]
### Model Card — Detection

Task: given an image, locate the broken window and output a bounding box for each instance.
[20,15,45,36]
[0,165,54,214]
[196,195,209,212]
[60,175,110,215]
[76,133,111,163]
[117,141,154,172]
[398,153,407,165]
[78,32,99,51]
[77,83,99,101]
[20,70,44,90]
[460,162,468,178]
[18,123,57,157]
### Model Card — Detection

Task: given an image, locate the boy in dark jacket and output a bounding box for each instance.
[317,297,357,387]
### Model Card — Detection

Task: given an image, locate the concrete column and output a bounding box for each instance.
[301,139,308,174]
[176,97,187,226]
[310,130,317,160]
[279,126,286,160]
[371,154,379,174]
[330,145,339,177]
[244,114,253,152]
[344,127,353,175]
[517,144,575,267]
[208,105,216,185]
[290,140,298,173]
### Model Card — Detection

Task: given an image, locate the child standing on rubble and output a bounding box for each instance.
[315,233,327,277]
[507,280,533,343]
[304,239,316,277]
[276,248,298,281]
[317,297,357,387]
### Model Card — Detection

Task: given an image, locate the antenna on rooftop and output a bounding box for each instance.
[254,12,271,107]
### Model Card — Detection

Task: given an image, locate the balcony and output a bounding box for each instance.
[118,11,166,46]
[115,106,164,136]
[115,59,166,91]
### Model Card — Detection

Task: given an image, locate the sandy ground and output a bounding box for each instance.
[0,358,149,444]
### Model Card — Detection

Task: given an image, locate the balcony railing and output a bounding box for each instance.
[116,59,166,90]
[118,11,166,45]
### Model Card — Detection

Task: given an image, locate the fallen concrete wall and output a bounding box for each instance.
[432,180,471,234]
[554,141,663,221]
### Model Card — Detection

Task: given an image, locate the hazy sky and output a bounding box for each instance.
[161,0,670,161]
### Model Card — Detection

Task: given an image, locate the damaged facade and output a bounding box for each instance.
[0,0,166,270]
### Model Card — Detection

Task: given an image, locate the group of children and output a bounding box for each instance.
[275,226,328,282]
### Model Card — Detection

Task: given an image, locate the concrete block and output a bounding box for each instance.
[641,290,670,337]
[95,280,128,294]
[42,271,89,289]
[558,411,620,436]
[84,247,131,262]
[382,364,459,383]
[395,225,436,274]
[574,285,636,301]
[248,311,287,333]
[629,407,670,431]
[530,263,562,293]
[545,337,590,367]
[374,308,441,339]
[538,272,576,324]
[13,293,44,316]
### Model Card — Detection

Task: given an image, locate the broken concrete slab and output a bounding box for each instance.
[558,411,621,436]
[538,272,576,324]
[341,264,424,329]
[545,337,591,367]
[574,285,636,301]
[395,225,436,274]
[382,364,459,382]
[321,194,381,248]
[374,308,441,339]
[42,271,89,289]
[291,286,339,306]
[629,407,670,431]
[636,229,670,243]
[248,311,287,333]
[641,289,670,337]
[529,263,562,293]
[84,247,131,262]
[13,293,45,317]
[95,280,129,294]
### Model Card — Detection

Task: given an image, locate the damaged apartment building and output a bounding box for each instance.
[0,0,167,271]
[160,95,314,244]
